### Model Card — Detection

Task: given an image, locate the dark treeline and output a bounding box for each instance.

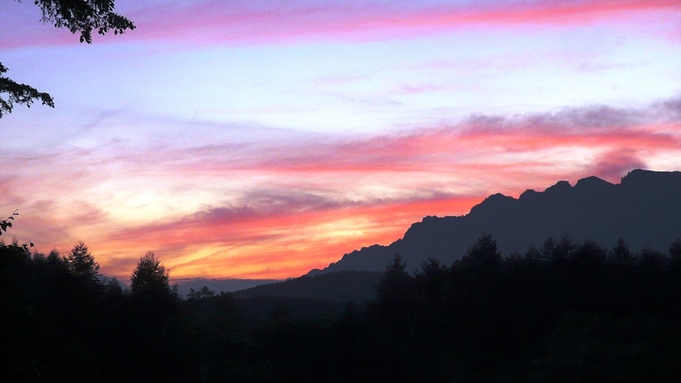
[3,234,681,382]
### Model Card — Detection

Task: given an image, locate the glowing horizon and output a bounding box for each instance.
[1,0,680,281]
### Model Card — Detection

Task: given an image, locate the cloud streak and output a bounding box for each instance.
[3,0,679,49]
[108,0,681,45]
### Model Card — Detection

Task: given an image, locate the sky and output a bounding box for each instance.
[1,0,680,281]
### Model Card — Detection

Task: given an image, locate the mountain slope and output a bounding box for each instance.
[232,270,381,302]
[310,169,681,275]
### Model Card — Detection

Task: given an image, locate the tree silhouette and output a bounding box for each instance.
[0,64,54,117]
[415,257,446,279]
[0,210,33,251]
[610,237,634,266]
[554,235,576,261]
[130,251,170,294]
[66,241,100,281]
[0,211,18,236]
[34,0,135,44]
[7,233,681,381]
[414,257,447,303]
[126,253,191,381]
[460,232,501,271]
[1,0,135,117]
[187,286,216,300]
[669,239,681,261]
[541,237,557,260]
[375,254,412,303]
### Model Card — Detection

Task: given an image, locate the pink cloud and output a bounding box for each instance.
[3,0,679,49]
[128,0,681,46]
[397,84,454,95]
[589,148,648,182]
[172,122,678,178]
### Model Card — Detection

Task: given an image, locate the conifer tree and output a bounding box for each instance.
[376,254,413,303]
[669,239,681,261]
[462,232,501,271]
[130,252,170,294]
[611,237,634,265]
[66,241,100,281]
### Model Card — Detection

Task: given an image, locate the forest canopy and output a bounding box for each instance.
[3,232,681,381]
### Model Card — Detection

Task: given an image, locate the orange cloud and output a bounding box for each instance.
[95,193,483,279]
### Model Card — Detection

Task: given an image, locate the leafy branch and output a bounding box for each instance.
[0,63,55,118]
[0,210,19,235]
[0,210,34,250]
[1,0,135,118]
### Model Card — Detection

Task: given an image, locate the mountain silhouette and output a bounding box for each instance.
[232,270,381,302]
[309,169,681,275]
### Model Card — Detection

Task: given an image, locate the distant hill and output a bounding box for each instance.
[232,270,381,303]
[309,169,681,275]
[173,278,279,298]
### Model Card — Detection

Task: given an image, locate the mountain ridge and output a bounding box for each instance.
[308,169,681,276]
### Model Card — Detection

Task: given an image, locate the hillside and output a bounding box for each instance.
[232,270,381,303]
[173,278,279,297]
[309,169,681,275]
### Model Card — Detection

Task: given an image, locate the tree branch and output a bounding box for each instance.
[0,63,55,118]
[33,0,136,44]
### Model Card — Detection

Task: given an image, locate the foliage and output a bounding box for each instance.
[460,231,502,271]
[0,211,33,251]
[0,210,19,235]
[130,251,170,294]
[33,0,136,44]
[375,253,412,302]
[611,237,634,265]
[0,64,54,117]
[66,241,100,281]
[187,286,215,300]
[669,239,681,262]
[1,0,135,117]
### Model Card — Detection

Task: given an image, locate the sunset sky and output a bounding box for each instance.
[1,0,680,281]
